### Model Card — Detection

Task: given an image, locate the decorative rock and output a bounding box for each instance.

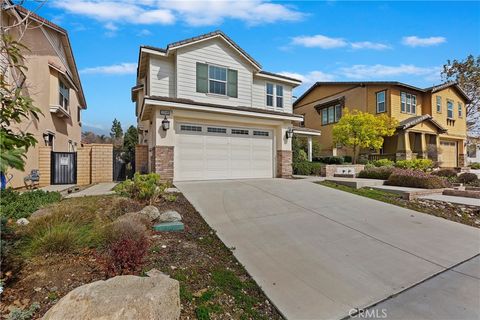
[165,187,180,194]
[16,218,29,226]
[42,273,180,320]
[159,210,181,222]
[138,205,160,221]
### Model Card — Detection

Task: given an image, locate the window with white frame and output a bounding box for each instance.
[208,65,227,95]
[266,83,274,107]
[376,91,386,113]
[458,102,463,118]
[59,79,69,111]
[436,96,442,113]
[266,83,283,108]
[401,92,416,114]
[447,100,454,119]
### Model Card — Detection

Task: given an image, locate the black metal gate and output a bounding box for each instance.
[113,150,127,182]
[51,152,77,185]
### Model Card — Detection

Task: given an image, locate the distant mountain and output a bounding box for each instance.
[82,125,109,136]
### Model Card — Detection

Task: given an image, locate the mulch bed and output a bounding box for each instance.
[0,194,283,319]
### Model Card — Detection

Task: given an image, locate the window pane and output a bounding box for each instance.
[267,95,273,107]
[436,96,442,112]
[335,104,342,122]
[266,83,274,95]
[406,94,411,113]
[209,80,226,95]
[276,97,283,108]
[458,103,462,117]
[378,102,385,113]
[328,106,334,123]
[401,92,406,112]
[276,85,283,97]
[209,65,226,81]
[322,109,328,125]
[377,91,385,112]
[447,101,453,118]
[411,95,416,114]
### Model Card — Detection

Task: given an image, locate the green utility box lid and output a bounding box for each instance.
[153,221,184,232]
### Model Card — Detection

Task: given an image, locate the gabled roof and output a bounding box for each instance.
[140,30,261,70]
[12,5,87,108]
[397,114,447,133]
[294,81,471,107]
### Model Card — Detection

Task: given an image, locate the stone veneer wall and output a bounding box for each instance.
[320,164,365,177]
[90,144,113,184]
[38,147,51,187]
[135,144,149,174]
[153,146,174,181]
[276,150,292,178]
[77,146,92,186]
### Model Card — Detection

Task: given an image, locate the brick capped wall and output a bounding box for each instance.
[276,150,292,178]
[135,144,148,174]
[77,146,92,185]
[38,147,51,187]
[90,144,113,183]
[153,146,174,181]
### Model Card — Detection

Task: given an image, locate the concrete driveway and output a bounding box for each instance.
[176,179,480,320]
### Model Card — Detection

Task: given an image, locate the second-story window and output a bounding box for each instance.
[436,96,442,113]
[321,104,342,125]
[266,83,283,108]
[458,102,463,118]
[447,100,454,119]
[376,91,386,113]
[59,79,69,111]
[401,92,416,114]
[196,62,238,97]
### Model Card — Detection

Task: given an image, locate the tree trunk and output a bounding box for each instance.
[352,144,357,164]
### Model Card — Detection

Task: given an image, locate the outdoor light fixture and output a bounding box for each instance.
[162,116,170,131]
[285,128,294,139]
[42,133,49,145]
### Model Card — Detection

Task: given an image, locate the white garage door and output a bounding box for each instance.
[175,123,273,181]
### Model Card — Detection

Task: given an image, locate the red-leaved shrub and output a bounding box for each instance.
[386,169,449,189]
[457,172,479,185]
[100,235,149,276]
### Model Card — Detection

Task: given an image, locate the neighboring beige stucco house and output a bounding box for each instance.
[1,4,86,188]
[132,31,313,181]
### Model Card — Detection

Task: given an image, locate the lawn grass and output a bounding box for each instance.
[317,181,403,204]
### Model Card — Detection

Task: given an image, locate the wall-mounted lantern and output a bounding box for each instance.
[285,127,294,139]
[43,133,49,145]
[162,116,170,131]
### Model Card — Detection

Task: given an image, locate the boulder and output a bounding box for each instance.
[43,271,180,320]
[158,210,182,222]
[16,218,29,226]
[165,187,180,194]
[138,205,160,221]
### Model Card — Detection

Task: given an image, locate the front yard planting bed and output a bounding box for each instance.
[318,181,480,228]
[1,193,282,319]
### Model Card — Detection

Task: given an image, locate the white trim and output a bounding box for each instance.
[255,72,302,86]
[144,98,302,122]
[293,129,321,136]
[141,47,168,56]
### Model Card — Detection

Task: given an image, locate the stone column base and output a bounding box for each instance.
[277,150,292,178]
[458,153,466,167]
[395,151,413,161]
[152,146,174,181]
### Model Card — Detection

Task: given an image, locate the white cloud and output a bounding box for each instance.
[402,36,446,47]
[104,22,118,31]
[292,35,390,50]
[340,64,441,80]
[51,0,303,27]
[350,41,391,50]
[278,71,335,85]
[292,34,347,49]
[137,29,152,37]
[80,62,137,75]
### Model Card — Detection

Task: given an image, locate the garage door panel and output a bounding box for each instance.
[175,123,273,181]
[439,140,457,167]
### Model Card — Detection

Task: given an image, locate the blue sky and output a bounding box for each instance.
[27,1,480,133]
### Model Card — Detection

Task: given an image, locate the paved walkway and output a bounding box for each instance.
[40,184,75,193]
[176,179,480,320]
[65,182,117,198]
[419,193,480,207]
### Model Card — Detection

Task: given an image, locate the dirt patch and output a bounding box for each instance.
[1,194,283,319]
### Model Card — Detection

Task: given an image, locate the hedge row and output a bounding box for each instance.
[386,169,449,189]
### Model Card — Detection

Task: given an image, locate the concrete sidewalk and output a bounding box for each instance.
[419,193,480,207]
[65,182,117,198]
[177,178,480,320]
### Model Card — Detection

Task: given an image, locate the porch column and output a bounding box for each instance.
[307,136,313,162]
[420,133,427,159]
[396,131,412,160]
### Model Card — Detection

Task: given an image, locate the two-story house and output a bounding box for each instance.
[132,31,307,181]
[293,81,470,168]
[2,4,86,188]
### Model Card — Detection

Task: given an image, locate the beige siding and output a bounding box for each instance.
[175,38,253,107]
[252,77,293,113]
[149,56,175,97]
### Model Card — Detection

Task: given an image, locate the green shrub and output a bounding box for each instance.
[6,302,40,320]
[457,172,479,185]
[315,156,344,164]
[293,162,323,176]
[469,162,480,169]
[114,173,167,203]
[0,189,61,219]
[343,156,353,163]
[394,159,434,171]
[431,169,458,178]
[372,159,394,167]
[386,169,449,189]
[358,167,394,180]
